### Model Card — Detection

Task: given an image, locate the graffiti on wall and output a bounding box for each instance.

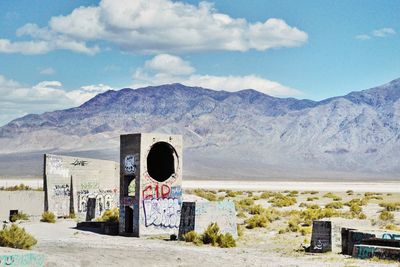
[142,183,182,200]
[50,184,70,216]
[143,198,181,228]
[53,184,70,196]
[71,159,88,166]
[77,189,117,217]
[47,155,69,177]
[124,155,136,174]
[0,253,45,267]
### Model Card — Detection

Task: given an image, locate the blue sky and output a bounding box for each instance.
[0,0,399,125]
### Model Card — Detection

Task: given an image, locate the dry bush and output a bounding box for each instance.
[10,212,29,222]
[269,193,297,207]
[245,214,269,229]
[325,201,343,209]
[323,192,341,201]
[217,233,236,248]
[0,224,37,250]
[41,211,56,223]
[306,196,319,201]
[249,204,265,215]
[379,202,400,211]
[346,190,354,195]
[379,211,394,221]
[97,208,119,223]
[194,189,218,201]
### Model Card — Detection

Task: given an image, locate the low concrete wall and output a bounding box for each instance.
[0,191,44,221]
[0,248,45,267]
[353,244,400,261]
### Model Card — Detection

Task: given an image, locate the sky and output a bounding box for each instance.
[0,0,399,126]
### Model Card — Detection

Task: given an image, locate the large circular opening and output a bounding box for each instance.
[146,142,177,182]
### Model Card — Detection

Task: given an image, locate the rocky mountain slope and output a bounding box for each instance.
[1,79,399,179]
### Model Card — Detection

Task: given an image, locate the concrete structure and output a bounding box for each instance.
[119,133,183,236]
[44,154,119,221]
[0,191,44,221]
[353,244,400,261]
[178,201,238,239]
[0,248,44,267]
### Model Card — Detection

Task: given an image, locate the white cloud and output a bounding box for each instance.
[0,75,111,125]
[0,23,99,55]
[356,27,396,41]
[355,34,371,41]
[133,54,301,96]
[1,0,308,55]
[372,28,396,37]
[39,67,56,75]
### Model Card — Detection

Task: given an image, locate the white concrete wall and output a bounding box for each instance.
[44,154,119,220]
[0,191,44,221]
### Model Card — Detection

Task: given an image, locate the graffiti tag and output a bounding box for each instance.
[143,198,181,228]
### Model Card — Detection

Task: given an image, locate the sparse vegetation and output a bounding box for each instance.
[346,190,354,195]
[325,201,343,209]
[184,223,236,248]
[0,224,37,250]
[245,214,269,229]
[194,189,218,201]
[306,196,319,201]
[379,201,400,211]
[10,212,29,222]
[323,192,341,201]
[379,210,394,221]
[269,193,297,207]
[41,211,56,223]
[97,208,119,223]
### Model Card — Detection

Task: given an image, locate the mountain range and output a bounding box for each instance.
[0,79,400,180]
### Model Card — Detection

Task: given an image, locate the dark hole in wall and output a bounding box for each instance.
[9,210,18,222]
[147,142,177,182]
[125,206,133,233]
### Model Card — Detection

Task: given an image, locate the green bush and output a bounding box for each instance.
[245,214,269,229]
[287,217,301,232]
[41,211,56,223]
[379,211,394,221]
[350,203,362,214]
[217,233,236,248]
[97,208,119,223]
[0,224,37,250]
[302,191,318,195]
[226,191,238,197]
[306,196,319,201]
[10,212,29,222]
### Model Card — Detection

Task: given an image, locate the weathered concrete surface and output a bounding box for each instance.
[119,133,183,236]
[353,244,400,261]
[0,191,44,221]
[0,247,45,267]
[309,221,332,253]
[345,230,376,256]
[179,201,238,239]
[44,154,119,221]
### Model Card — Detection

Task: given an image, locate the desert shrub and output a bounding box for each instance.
[245,214,269,229]
[269,193,297,207]
[97,208,119,223]
[299,203,319,209]
[41,211,56,223]
[237,224,244,238]
[0,224,37,250]
[217,233,236,248]
[306,197,319,202]
[184,231,198,242]
[236,210,247,218]
[350,203,362,214]
[379,211,394,221]
[0,183,33,191]
[218,196,226,201]
[323,192,341,200]
[379,202,400,211]
[10,212,29,222]
[194,189,218,201]
[278,228,288,234]
[301,191,318,195]
[345,198,368,207]
[384,224,400,231]
[300,226,312,236]
[287,191,299,197]
[325,201,343,209]
[226,191,238,198]
[235,198,255,212]
[247,191,253,197]
[287,217,301,232]
[202,223,220,246]
[300,208,339,226]
[346,190,354,195]
[249,204,265,215]
[252,196,260,201]
[358,212,367,219]
[260,192,274,199]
